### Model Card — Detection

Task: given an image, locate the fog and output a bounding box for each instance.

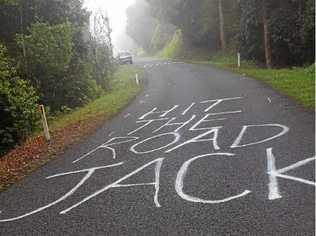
[84,0,137,54]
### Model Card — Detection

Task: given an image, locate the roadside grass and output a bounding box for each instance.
[208,54,315,110]
[48,65,143,130]
[0,65,143,192]
[157,29,183,59]
[233,67,314,109]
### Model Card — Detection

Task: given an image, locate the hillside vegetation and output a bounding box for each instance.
[0,0,116,154]
[127,0,314,68]
[126,0,315,109]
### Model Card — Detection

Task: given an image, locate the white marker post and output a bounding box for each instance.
[237,52,241,68]
[39,105,50,141]
[135,73,140,86]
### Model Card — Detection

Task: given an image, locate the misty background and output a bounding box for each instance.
[84,0,137,55]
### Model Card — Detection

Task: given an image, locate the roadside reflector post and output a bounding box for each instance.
[237,52,241,68]
[39,105,50,141]
[135,73,139,86]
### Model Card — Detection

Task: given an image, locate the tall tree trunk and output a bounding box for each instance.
[298,0,305,45]
[19,2,26,58]
[218,0,226,51]
[262,0,272,68]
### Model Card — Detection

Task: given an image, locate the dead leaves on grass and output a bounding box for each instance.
[0,116,103,192]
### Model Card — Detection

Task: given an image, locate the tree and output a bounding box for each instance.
[0,42,39,152]
[16,21,103,110]
[218,0,226,51]
[261,0,272,68]
[89,8,114,90]
[0,0,116,152]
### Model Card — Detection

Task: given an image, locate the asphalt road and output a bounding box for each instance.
[0,58,315,235]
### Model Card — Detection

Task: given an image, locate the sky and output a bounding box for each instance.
[83,0,136,53]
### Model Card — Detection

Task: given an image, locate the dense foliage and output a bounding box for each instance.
[0,43,38,152]
[0,0,114,152]
[126,0,315,67]
[240,0,315,66]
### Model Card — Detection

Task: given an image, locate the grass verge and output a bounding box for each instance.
[157,30,183,59]
[206,54,315,110]
[49,65,143,129]
[0,65,144,192]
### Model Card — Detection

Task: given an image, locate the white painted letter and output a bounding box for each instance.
[175,153,251,204]
[0,163,124,222]
[231,124,289,149]
[190,114,226,131]
[130,132,181,154]
[165,127,221,153]
[139,105,179,120]
[153,115,196,133]
[73,136,139,163]
[267,148,316,200]
[60,158,165,214]
[128,118,169,135]
[181,103,196,115]
[200,97,243,113]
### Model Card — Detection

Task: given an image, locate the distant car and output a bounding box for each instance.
[118,52,133,64]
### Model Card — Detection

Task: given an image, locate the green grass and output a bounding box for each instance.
[208,55,315,110]
[236,67,314,109]
[48,65,143,130]
[157,30,183,59]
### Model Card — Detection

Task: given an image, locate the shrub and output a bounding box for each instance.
[62,57,102,108]
[0,43,39,153]
[16,22,75,111]
[17,22,105,112]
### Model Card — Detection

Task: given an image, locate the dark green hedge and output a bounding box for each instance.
[0,43,39,153]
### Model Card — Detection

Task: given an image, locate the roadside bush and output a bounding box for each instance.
[62,57,102,108]
[0,43,39,153]
[16,22,74,111]
[16,22,107,112]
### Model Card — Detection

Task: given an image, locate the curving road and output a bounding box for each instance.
[0,58,315,235]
